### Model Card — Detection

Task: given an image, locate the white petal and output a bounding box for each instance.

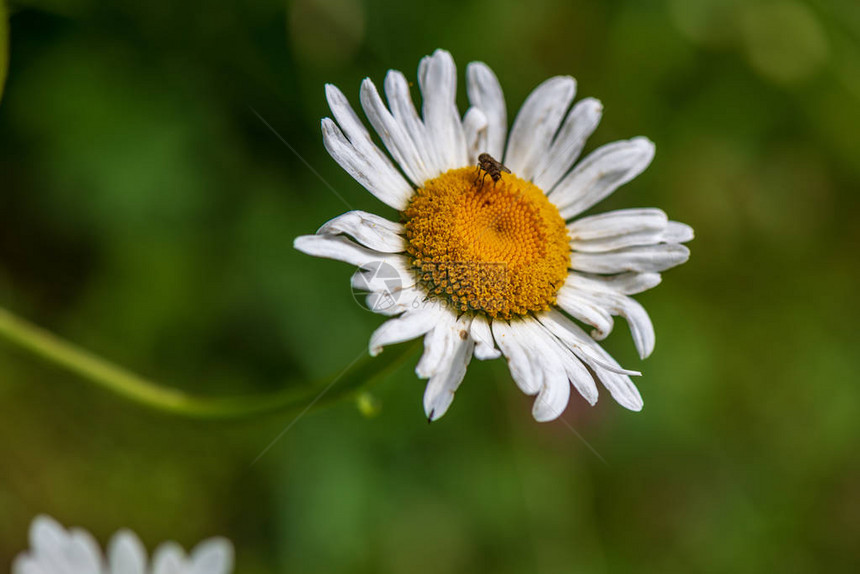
[364,285,426,316]
[664,221,695,243]
[556,282,615,339]
[25,518,101,574]
[504,76,576,181]
[596,369,644,411]
[151,543,186,574]
[573,271,662,295]
[423,316,475,421]
[470,315,501,360]
[294,234,404,269]
[368,304,447,356]
[568,208,667,240]
[189,538,234,574]
[565,274,657,358]
[532,372,570,422]
[492,320,576,422]
[364,291,400,316]
[537,310,643,410]
[492,317,582,417]
[524,322,571,422]
[560,349,599,406]
[569,209,694,253]
[384,70,441,178]
[571,243,690,274]
[550,137,656,219]
[536,310,641,376]
[29,516,76,573]
[317,210,405,253]
[416,312,458,378]
[360,78,432,185]
[561,317,642,409]
[462,107,488,166]
[320,117,412,211]
[577,286,656,359]
[466,62,507,160]
[326,84,414,191]
[538,322,599,406]
[418,49,468,171]
[614,295,655,359]
[491,320,541,395]
[12,556,47,574]
[108,531,146,574]
[573,230,674,252]
[30,516,67,556]
[533,97,603,192]
[67,530,103,574]
[351,258,415,293]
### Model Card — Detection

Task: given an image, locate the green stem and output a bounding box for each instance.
[0,307,418,419]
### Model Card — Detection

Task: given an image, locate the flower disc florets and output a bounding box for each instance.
[403,167,570,319]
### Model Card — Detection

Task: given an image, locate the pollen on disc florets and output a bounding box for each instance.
[402,166,571,319]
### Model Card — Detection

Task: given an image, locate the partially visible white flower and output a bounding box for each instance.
[12,515,234,574]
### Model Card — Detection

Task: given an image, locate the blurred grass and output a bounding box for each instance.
[1,0,860,572]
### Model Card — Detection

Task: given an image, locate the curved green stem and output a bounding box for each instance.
[0,307,418,419]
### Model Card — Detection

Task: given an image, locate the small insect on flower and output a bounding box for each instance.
[475,152,511,188]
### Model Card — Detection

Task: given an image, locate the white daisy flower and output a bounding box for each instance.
[12,515,234,574]
[295,49,692,422]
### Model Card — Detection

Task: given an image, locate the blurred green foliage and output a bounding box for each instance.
[1,0,8,102]
[1,0,860,572]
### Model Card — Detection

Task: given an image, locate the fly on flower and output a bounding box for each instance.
[475,152,511,188]
[295,49,693,423]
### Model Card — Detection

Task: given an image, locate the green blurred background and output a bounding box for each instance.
[1,0,859,571]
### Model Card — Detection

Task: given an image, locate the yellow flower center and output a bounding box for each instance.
[403,167,570,319]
